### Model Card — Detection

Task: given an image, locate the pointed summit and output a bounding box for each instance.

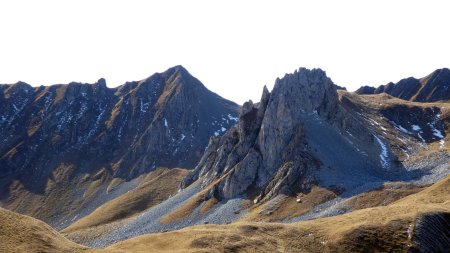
[0,65,240,227]
[182,67,349,200]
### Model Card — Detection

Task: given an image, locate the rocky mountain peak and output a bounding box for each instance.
[0,66,239,226]
[96,78,107,87]
[432,67,450,76]
[269,67,337,117]
[158,65,200,90]
[182,67,342,200]
[2,81,33,98]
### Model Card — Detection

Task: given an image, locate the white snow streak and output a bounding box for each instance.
[411,125,421,131]
[373,134,388,169]
[227,114,238,122]
[431,128,445,149]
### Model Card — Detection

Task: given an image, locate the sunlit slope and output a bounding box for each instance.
[106,174,450,253]
[62,168,188,245]
[0,207,86,253]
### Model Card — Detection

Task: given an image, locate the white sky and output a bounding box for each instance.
[1,0,449,104]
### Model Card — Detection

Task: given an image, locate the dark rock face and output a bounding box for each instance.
[355,85,376,95]
[334,84,347,91]
[416,68,450,102]
[0,66,239,195]
[374,77,421,101]
[182,68,384,201]
[411,212,450,252]
[355,68,450,102]
[380,105,446,143]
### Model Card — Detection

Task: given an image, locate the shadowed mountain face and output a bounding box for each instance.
[0,66,239,226]
[181,68,397,202]
[356,68,450,102]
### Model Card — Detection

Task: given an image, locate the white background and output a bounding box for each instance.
[1,0,449,104]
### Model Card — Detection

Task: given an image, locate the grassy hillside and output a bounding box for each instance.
[105,174,450,252]
[0,207,86,253]
[63,168,188,245]
[1,174,448,253]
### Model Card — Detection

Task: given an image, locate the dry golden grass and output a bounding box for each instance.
[105,98,124,128]
[3,165,188,247]
[241,186,338,222]
[4,164,82,224]
[160,171,233,224]
[84,179,105,199]
[341,91,450,110]
[54,85,67,103]
[105,174,450,253]
[106,178,124,193]
[63,168,188,234]
[199,197,218,216]
[160,193,205,224]
[27,122,41,136]
[0,207,86,253]
[341,182,427,211]
[106,222,329,253]
[2,174,449,253]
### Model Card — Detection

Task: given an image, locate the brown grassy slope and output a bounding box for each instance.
[106,174,450,253]
[63,168,188,237]
[340,91,450,110]
[341,182,427,211]
[241,186,338,222]
[0,207,86,253]
[240,182,424,223]
[1,174,447,253]
[4,163,86,225]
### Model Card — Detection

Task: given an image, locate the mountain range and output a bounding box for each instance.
[1,66,449,252]
[356,68,450,102]
[0,66,239,228]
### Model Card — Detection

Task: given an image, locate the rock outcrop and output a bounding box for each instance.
[182,68,387,201]
[356,68,450,102]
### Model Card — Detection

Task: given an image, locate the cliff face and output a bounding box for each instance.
[0,66,239,225]
[356,68,450,102]
[182,68,387,201]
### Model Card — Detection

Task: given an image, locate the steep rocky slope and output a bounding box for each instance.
[0,65,239,228]
[182,68,397,203]
[356,68,450,102]
[88,68,449,247]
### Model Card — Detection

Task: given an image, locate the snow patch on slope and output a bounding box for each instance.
[373,134,389,169]
[411,125,421,132]
[429,114,445,149]
[227,113,238,122]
